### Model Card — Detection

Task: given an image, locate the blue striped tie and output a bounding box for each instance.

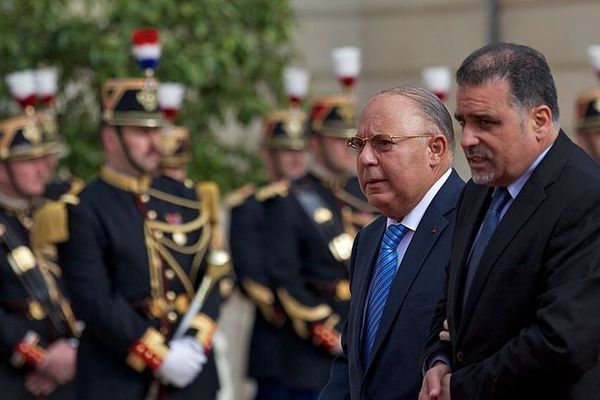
[363,223,409,366]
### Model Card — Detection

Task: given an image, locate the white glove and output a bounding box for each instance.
[155,337,207,388]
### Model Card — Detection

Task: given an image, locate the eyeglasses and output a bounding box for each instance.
[346,134,433,155]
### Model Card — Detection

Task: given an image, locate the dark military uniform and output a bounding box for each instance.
[230,186,288,394]
[575,88,600,161]
[263,171,373,392]
[229,109,307,399]
[0,111,78,399]
[56,75,228,399]
[59,168,224,400]
[262,95,377,395]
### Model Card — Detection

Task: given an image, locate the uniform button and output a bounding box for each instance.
[456,351,464,362]
[139,194,150,203]
[147,210,157,220]
[166,291,176,301]
[167,311,178,322]
[165,269,175,280]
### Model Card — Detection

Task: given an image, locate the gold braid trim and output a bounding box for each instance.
[277,288,331,339]
[243,279,278,323]
[147,187,202,209]
[255,180,289,201]
[225,184,255,208]
[144,225,163,303]
[243,279,274,305]
[145,211,208,233]
[153,243,195,298]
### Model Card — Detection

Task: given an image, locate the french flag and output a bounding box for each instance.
[131,28,161,71]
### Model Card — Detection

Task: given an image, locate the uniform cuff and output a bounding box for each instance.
[126,327,168,372]
[11,331,46,368]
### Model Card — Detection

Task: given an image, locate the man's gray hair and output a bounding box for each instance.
[378,85,455,153]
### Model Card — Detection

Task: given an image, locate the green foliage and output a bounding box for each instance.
[0,0,295,191]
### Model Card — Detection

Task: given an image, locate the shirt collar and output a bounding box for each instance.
[386,168,452,231]
[506,142,553,200]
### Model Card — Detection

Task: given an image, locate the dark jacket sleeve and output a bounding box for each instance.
[451,188,600,398]
[58,201,150,358]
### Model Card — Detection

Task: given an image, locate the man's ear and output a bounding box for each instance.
[530,105,553,139]
[101,126,119,153]
[428,135,448,167]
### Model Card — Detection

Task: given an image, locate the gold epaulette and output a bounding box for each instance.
[255,180,290,202]
[31,177,85,246]
[225,184,255,209]
[31,203,68,246]
[196,181,221,225]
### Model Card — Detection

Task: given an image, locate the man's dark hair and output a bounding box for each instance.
[456,42,559,122]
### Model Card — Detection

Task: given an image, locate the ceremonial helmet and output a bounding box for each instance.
[101,28,167,128]
[308,46,361,139]
[0,68,67,161]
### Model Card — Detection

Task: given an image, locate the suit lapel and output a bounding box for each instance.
[448,186,491,326]
[364,205,449,373]
[350,217,385,375]
[363,170,463,373]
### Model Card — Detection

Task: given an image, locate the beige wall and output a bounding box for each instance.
[292,0,600,178]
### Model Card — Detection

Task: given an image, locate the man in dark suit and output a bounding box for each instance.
[420,43,600,400]
[319,86,464,400]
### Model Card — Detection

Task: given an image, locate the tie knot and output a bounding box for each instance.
[383,224,408,250]
[490,187,511,212]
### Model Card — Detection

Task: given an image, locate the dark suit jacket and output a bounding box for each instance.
[320,169,464,400]
[424,131,600,399]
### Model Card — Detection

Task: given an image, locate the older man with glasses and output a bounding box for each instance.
[319,85,464,400]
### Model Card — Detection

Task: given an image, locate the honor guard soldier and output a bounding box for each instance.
[229,83,308,400]
[262,48,377,398]
[0,69,80,399]
[575,88,600,161]
[55,28,230,400]
[574,45,600,161]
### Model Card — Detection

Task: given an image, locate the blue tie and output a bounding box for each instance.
[363,223,409,365]
[463,187,511,306]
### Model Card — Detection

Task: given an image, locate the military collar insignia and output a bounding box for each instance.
[100,165,151,194]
